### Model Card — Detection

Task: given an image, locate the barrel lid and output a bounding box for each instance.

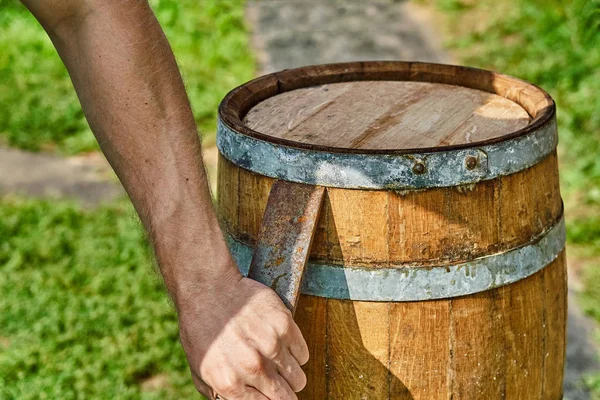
[219,62,555,155]
[217,62,557,189]
[244,81,530,150]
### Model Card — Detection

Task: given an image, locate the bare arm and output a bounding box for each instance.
[21,1,308,398]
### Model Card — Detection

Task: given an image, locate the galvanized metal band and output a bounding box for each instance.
[225,216,565,301]
[217,118,558,190]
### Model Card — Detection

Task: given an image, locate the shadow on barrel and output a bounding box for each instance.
[295,192,414,399]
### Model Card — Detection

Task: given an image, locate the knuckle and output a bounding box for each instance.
[216,376,243,397]
[242,350,267,375]
[263,337,283,359]
[210,368,244,397]
[280,304,294,318]
[277,314,294,336]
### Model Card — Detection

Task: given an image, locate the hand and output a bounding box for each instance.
[178,272,309,399]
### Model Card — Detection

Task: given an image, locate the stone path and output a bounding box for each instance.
[0,146,123,207]
[566,290,600,399]
[246,1,599,398]
[248,0,449,74]
[0,144,220,206]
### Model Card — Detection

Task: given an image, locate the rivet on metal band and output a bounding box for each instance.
[225,216,565,301]
[217,118,558,190]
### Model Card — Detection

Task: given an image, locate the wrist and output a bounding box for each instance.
[171,254,243,314]
[163,240,243,313]
[149,205,242,310]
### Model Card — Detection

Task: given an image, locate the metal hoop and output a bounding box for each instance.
[225,216,565,301]
[217,118,557,190]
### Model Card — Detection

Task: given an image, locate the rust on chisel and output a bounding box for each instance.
[248,181,325,315]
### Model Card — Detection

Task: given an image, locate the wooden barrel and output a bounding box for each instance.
[216,62,566,400]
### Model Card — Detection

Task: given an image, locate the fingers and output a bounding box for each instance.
[208,347,298,400]
[267,309,309,366]
[247,364,297,400]
[283,317,309,366]
[217,387,269,400]
[273,348,307,392]
[207,368,298,400]
[184,278,311,400]
[252,312,308,392]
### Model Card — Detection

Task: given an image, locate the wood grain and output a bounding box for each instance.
[327,299,391,399]
[218,159,566,399]
[217,156,239,234]
[499,152,562,248]
[389,300,451,400]
[541,251,568,399]
[244,81,530,150]
[326,188,390,266]
[243,82,354,139]
[310,190,345,265]
[498,269,545,398]
[295,295,328,400]
[450,292,505,399]
[236,165,273,244]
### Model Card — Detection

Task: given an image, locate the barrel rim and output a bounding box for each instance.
[216,118,557,189]
[218,61,555,155]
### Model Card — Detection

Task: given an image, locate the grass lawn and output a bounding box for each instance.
[422,0,600,394]
[0,198,199,399]
[0,0,255,153]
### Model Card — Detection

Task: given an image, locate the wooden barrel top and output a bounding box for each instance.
[244,81,531,150]
[219,62,554,154]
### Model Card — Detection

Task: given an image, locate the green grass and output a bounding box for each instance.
[0,0,255,153]
[424,0,600,394]
[0,197,199,399]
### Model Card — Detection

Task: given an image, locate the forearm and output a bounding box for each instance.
[24,0,239,306]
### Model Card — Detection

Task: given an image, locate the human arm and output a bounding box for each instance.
[20,0,308,398]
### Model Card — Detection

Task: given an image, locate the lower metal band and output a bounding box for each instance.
[225,217,565,301]
[217,118,558,190]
